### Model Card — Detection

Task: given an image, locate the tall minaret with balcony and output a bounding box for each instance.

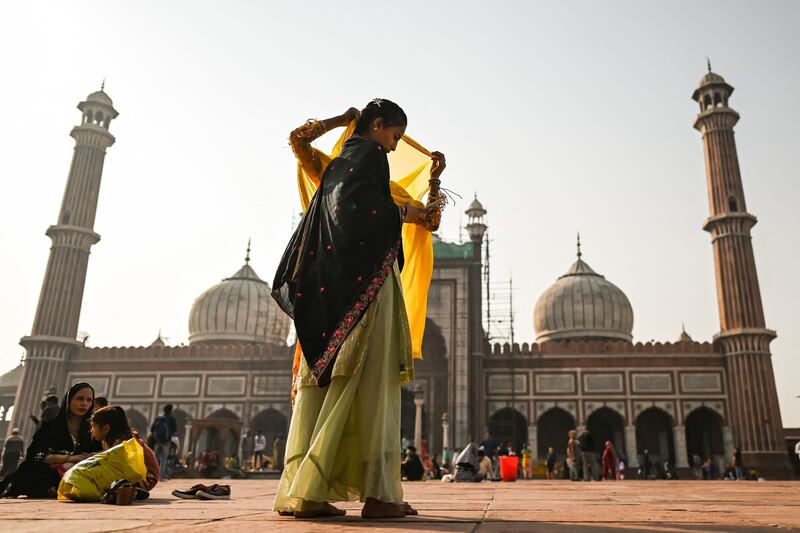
[10,88,118,440]
[692,67,790,477]
[464,195,487,442]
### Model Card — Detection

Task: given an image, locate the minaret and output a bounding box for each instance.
[692,68,790,477]
[10,88,118,440]
[464,195,487,444]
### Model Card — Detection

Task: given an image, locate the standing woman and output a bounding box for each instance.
[272,100,444,519]
[0,382,101,498]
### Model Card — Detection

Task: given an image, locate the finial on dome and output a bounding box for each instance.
[245,238,251,264]
[101,78,105,91]
[706,56,711,73]
[576,232,582,259]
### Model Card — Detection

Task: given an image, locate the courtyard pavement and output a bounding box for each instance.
[0,479,798,532]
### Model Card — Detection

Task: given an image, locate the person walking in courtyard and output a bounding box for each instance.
[639,449,651,479]
[253,430,267,470]
[273,434,285,470]
[150,404,177,480]
[692,453,703,479]
[240,430,253,470]
[567,429,579,481]
[601,440,618,480]
[732,447,745,480]
[546,447,557,480]
[578,429,598,481]
[0,428,24,479]
[520,443,532,479]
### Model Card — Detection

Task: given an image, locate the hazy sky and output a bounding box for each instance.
[1,1,798,425]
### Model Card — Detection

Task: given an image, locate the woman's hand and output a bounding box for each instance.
[43,453,69,465]
[403,203,441,228]
[342,107,361,124]
[430,151,446,179]
[342,107,360,124]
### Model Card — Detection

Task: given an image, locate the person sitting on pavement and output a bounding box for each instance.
[0,382,102,498]
[452,443,483,482]
[477,448,495,481]
[401,446,425,481]
[90,405,160,491]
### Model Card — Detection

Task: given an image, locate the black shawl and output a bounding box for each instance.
[272,136,403,385]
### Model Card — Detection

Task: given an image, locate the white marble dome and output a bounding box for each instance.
[188,261,290,346]
[533,251,633,343]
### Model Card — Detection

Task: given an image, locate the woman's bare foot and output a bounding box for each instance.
[294,502,346,518]
[402,501,418,515]
[361,497,406,519]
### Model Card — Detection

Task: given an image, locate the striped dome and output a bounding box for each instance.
[533,255,633,343]
[188,262,290,346]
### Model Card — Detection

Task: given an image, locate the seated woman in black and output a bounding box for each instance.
[0,382,101,498]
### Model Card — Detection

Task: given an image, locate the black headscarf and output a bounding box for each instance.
[272,136,404,386]
[26,381,100,461]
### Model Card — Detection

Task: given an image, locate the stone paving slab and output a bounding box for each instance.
[0,479,798,532]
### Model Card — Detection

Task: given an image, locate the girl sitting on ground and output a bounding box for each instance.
[90,406,160,491]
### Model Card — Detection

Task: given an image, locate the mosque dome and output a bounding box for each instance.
[533,243,633,343]
[188,255,291,346]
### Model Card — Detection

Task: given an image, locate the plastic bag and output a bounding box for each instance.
[58,438,147,502]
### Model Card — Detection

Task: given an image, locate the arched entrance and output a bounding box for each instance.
[636,407,675,466]
[536,408,575,459]
[125,408,149,435]
[250,408,288,456]
[489,407,528,453]
[587,407,626,459]
[192,409,241,457]
[685,407,724,465]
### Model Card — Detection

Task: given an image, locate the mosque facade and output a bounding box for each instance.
[1,70,796,478]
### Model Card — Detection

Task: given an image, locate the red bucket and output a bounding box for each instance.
[499,455,519,481]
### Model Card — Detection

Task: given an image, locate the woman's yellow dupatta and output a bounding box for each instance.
[292,122,434,378]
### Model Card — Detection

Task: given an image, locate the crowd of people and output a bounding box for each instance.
[392,429,771,483]
[0,380,783,502]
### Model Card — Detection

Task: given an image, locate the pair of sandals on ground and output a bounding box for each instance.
[99,479,150,505]
[279,499,418,519]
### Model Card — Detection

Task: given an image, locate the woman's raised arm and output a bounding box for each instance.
[289,108,359,181]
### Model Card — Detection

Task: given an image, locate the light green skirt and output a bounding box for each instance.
[273,267,412,512]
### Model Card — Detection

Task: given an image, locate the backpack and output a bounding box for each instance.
[152,415,172,443]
